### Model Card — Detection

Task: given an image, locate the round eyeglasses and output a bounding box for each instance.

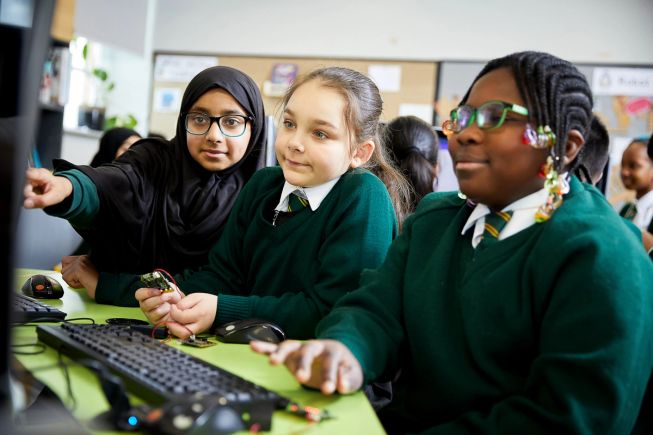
[184,112,253,137]
[442,100,529,134]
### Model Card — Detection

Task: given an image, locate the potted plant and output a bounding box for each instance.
[77,41,115,131]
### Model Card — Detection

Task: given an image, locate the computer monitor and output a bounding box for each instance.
[0,0,55,427]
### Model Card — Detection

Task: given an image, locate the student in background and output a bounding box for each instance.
[67,127,142,258]
[619,135,653,234]
[253,51,653,434]
[90,127,142,167]
[577,118,653,255]
[384,115,438,212]
[23,66,267,283]
[66,67,404,341]
[575,116,609,186]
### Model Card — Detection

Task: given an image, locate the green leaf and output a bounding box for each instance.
[92,68,108,81]
[82,42,88,61]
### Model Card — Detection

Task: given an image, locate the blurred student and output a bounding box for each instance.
[385,115,438,212]
[619,135,653,234]
[575,116,609,185]
[577,118,653,255]
[24,66,267,283]
[67,127,142,258]
[253,51,653,434]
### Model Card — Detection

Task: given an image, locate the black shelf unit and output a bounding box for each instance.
[36,38,70,169]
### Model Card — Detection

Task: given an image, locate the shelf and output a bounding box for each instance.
[39,102,65,113]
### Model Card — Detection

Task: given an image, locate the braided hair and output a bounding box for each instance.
[462,51,594,174]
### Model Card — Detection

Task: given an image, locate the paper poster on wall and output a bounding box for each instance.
[154,55,218,82]
[398,103,433,124]
[368,65,401,92]
[592,67,653,96]
[154,88,182,112]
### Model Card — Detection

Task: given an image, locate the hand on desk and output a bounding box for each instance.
[61,255,99,298]
[251,339,364,395]
[23,167,73,209]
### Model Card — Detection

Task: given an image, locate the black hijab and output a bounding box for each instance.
[55,66,266,273]
[90,127,141,167]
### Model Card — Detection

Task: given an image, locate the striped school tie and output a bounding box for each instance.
[620,202,637,220]
[479,210,513,247]
[287,191,309,212]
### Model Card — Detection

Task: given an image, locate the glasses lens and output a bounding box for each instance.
[219,115,247,137]
[186,113,210,135]
[455,106,474,132]
[477,102,506,129]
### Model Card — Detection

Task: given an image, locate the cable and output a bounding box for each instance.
[11,342,46,355]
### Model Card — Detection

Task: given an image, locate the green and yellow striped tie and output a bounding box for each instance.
[620,202,637,220]
[479,210,513,247]
[288,192,309,212]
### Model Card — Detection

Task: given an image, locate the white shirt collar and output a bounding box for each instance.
[634,189,653,229]
[461,187,549,248]
[275,177,341,212]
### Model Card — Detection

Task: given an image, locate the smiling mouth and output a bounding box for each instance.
[455,160,489,170]
[203,149,227,158]
[286,158,308,167]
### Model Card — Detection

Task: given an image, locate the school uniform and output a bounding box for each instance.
[95,166,397,339]
[43,66,267,274]
[316,176,653,434]
[620,189,653,233]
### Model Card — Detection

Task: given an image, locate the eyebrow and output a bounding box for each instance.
[189,106,246,116]
[284,108,338,131]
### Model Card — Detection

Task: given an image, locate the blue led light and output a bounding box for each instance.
[128,415,138,426]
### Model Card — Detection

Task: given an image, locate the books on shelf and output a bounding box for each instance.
[39,46,70,107]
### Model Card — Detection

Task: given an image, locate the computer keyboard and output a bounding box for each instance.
[36,323,290,409]
[13,293,67,322]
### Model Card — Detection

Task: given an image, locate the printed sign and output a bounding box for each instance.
[592,67,653,96]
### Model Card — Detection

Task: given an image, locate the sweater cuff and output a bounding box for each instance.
[214,294,253,328]
[95,272,140,307]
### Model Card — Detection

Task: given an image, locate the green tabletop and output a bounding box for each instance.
[12,269,385,434]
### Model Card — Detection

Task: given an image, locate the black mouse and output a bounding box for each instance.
[21,274,64,299]
[215,318,286,344]
[189,405,246,435]
[152,394,247,435]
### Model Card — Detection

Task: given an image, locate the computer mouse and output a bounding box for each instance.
[151,394,249,435]
[21,274,64,299]
[215,318,286,344]
[189,405,246,435]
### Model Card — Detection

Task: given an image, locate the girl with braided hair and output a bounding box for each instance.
[253,51,653,434]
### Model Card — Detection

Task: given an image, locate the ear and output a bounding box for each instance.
[563,129,585,166]
[350,140,375,168]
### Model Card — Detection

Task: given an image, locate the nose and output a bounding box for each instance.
[205,120,225,143]
[453,122,483,147]
[287,132,304,152]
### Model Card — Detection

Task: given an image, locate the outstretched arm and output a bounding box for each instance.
[23,168,73,209]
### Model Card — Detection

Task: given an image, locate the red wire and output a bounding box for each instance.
[153,268,184,298]
[149,269,195,340]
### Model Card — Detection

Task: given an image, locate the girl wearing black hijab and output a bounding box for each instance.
[24,66,266,275]
[90,127,142,167]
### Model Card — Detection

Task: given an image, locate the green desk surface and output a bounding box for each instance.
[13,269,386,434]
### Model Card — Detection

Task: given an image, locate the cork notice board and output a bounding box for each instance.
[150,53,438,139]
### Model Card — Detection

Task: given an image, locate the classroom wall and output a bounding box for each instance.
[153,0,653,65]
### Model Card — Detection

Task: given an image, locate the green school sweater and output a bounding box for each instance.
[44,169,99,229]
[96,166,397,339]
[317,177,653,434]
